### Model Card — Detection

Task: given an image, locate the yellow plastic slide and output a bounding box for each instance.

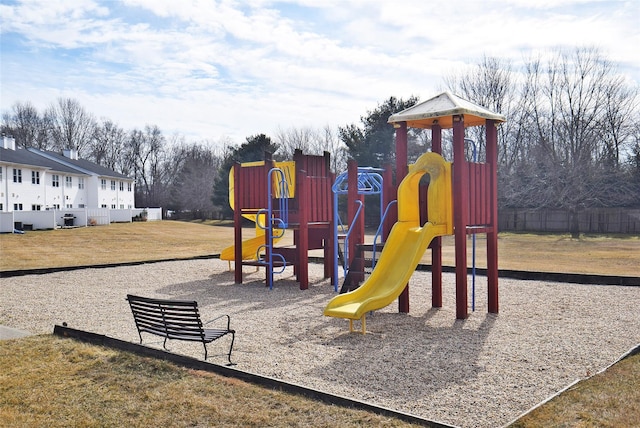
[220,233,269,261]
[323,152,453,331]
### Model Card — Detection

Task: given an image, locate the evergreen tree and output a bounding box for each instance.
[339,96,419,168]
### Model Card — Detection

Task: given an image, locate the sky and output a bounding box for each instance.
[1,0,639,145]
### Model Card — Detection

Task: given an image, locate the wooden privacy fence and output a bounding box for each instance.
[499,208,640,234]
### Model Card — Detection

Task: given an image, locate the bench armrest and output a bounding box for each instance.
[203,314,232,330]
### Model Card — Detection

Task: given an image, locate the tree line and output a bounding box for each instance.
[0,98,348,218]
[2,47,639,225]
[446,47,640,234]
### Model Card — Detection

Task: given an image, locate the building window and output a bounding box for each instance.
[52,204,60,209]
[13,168,22,183]
[111,204,116,209]
[0,203,3,211]
[32,205,41,211]
[101,179,106,190]
[14,203,23,211]
[78,177,85,189]
[52,174,59,187]
[111,180,116,190]
[78,204,85,208]
[65,176,72,188]
[128,182,132,191]
[120,204,124,209]
[119,181,124,191]
[66,204,73,208]
[32,171,40,184]
[101,204,107,208]
[0,167,3,181]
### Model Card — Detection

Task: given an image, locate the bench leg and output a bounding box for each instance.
[226,331,236,366]
[203,332,236,366]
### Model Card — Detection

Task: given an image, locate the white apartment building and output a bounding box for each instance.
[0,136,135,212]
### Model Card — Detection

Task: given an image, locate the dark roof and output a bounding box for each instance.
[33,149,131,180]
[0,147,83,175]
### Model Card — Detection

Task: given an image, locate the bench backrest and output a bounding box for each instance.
[126,294,205,341]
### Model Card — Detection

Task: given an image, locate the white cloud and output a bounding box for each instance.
[1,0,638,145]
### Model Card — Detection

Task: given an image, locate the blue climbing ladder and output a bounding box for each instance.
[256,167,290,289]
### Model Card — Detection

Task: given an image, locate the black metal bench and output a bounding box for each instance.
[126,294,235,365]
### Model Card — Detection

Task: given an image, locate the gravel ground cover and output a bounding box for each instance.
[2,259,639,428]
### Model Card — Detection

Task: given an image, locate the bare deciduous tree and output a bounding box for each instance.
[91,119,128,173]
[274,125,348,172]
[274,126,315,159]
[444,55,517,164]
[127,125,166,207]
[169,142,223,219]
[1,101,51,149]
[45,98,97,156]
[599,75,639,166]
[318,125,348,173]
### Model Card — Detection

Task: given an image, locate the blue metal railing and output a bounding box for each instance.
[464,138,478,311]
[332,200,362,292]
[371,200,397,268]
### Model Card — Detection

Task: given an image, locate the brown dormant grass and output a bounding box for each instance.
[0,335,421,428]
[1,220,638,276]
[509,352,640,427]
[0,221,235,271]
[436,233,640,276]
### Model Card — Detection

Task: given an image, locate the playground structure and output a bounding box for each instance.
[224,91,505,328]
[324,91,506,329]
[226,150,334,290]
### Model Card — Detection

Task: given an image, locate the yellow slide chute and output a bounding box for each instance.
[323,152,453,332]
[220,160,296,262]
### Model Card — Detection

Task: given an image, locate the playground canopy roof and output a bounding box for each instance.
[387,91,506,130]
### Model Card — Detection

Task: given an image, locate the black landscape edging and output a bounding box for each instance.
[310,256,639,286]
[416,265,640,286]
[0,254,220,278]
[52,325,455,428]
[2,254,637,286]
